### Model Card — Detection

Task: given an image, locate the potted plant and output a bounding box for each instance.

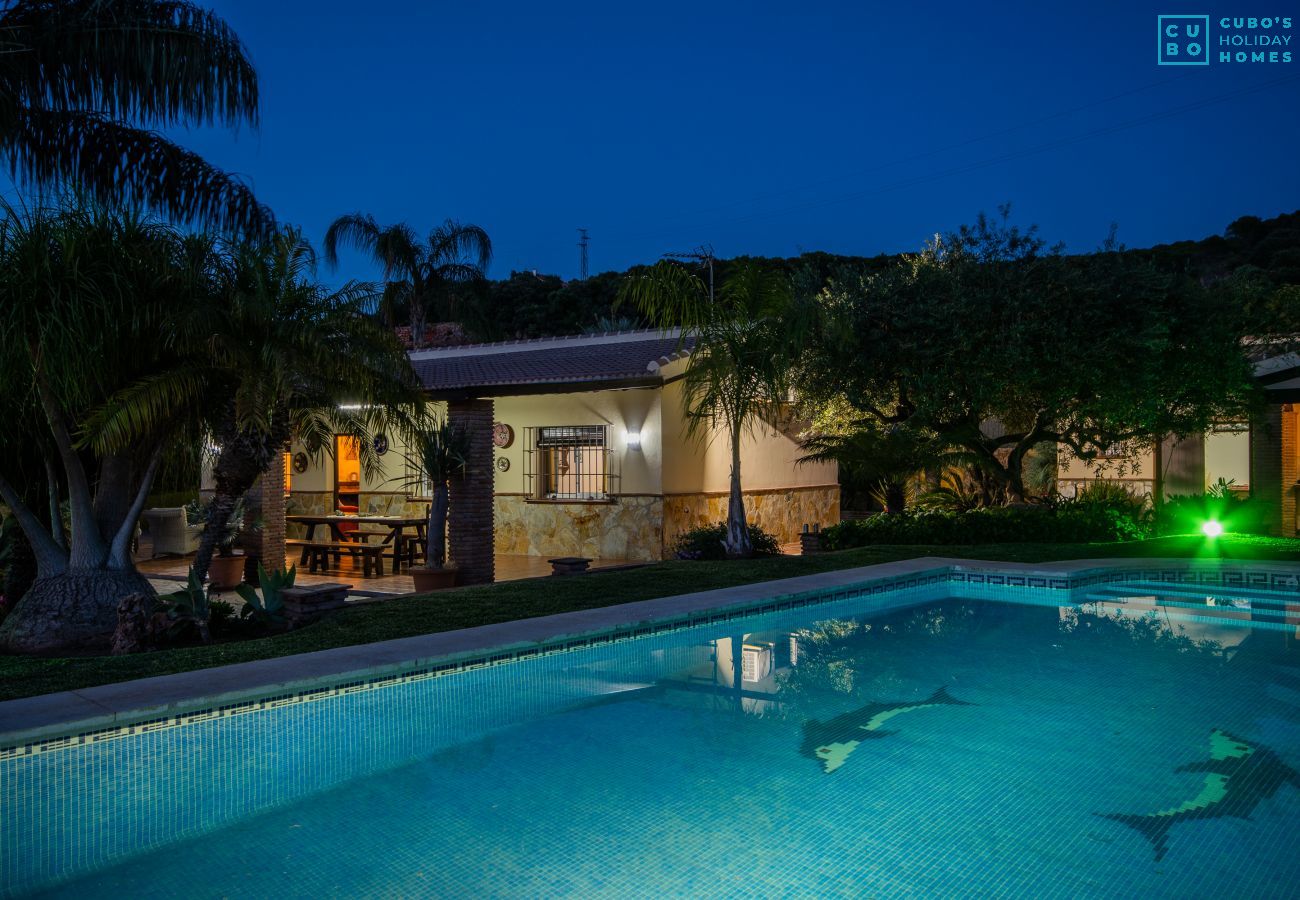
[403,418,470,592]
[185,498,247,589]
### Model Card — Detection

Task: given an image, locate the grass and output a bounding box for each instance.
[2,534,1300,703]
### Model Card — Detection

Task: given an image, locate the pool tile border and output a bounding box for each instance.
[3,557,1298,759]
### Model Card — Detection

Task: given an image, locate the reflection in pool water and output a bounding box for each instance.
[4,575,1300,897]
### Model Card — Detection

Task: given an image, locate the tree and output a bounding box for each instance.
[620,260,812,557]
[322,215,492,348]
[800,209,1258,503]
[0,203,214,653]
[798,416,947,514]
[89,230,425,586]
[0,0,272,236]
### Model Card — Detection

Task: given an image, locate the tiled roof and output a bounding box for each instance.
[408,329,693,397]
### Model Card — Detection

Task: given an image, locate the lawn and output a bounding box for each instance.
[2,534,1299,703]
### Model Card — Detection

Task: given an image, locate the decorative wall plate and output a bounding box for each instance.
[292,452,309,474]
[373,433,389,455]
[495,456,510,473]
[492,422,514,448]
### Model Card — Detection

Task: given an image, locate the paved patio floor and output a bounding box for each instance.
[136,549,642,596]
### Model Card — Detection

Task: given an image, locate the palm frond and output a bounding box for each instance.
[2,108,273,236]
[81,365,217,453]
[0,0,259,129]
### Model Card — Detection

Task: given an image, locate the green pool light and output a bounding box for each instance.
[1201,520,1224,538]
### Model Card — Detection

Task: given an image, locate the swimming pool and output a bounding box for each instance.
[3,564,1300,897]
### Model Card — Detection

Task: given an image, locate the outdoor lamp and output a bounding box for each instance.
[1201,520,1224,538]
[625,430,642,450]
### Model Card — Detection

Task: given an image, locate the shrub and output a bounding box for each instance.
[672,522,781,560]
[208,600,237,637]
[821,502,1149,550]
[1157,478,1268,535]
[1075,480,1146,511]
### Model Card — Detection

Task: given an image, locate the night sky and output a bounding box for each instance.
[142,2,1300,280]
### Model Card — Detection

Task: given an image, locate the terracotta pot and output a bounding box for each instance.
[208,554,245,590]
[410,566,457,592]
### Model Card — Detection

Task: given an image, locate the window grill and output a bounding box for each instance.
[524,425,617,501]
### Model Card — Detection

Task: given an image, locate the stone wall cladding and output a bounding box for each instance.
[494,496,663,561]
[662,485,840,551]
[285,491,331,538]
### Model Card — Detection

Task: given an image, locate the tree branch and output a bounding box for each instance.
[44,454,64,550]
[108,445,164,569]
[35,367,107,567]
[0,472,68,575]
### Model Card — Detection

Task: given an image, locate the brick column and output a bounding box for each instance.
[1249,403,1296,536]
[1284,406,1299,536]
[243,453,287,579]
[448,398,495,584]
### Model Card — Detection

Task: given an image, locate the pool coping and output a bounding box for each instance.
[3,555,1298,749]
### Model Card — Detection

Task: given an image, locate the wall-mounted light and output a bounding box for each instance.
[624,429,642,450]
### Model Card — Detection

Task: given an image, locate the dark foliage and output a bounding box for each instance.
[822,502,1150,549]
[672,522,781,560]
[457,213,1299,341]
[1157,484,1270,536]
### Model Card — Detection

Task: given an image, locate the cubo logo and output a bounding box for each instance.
[1158,14,1211,64]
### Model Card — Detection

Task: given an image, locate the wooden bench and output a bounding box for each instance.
[288,540,386,577]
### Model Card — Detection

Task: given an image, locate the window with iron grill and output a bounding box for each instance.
[524,425,617,501]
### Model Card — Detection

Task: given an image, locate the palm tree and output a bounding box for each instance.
[0,0,271,235]
[89,230,426,585]
[323,214,492,348]
[0,201,215,653]
[620,261,813,557]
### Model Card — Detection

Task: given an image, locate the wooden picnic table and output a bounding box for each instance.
[285,514,427,572]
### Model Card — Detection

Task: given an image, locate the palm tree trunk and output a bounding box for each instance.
[193,490,237,585]
[193,424,283,584]
[724,425,752,558]
[428,482,448,568]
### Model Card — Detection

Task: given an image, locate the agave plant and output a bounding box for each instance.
[235,563,295,625]
[159,568,212,643]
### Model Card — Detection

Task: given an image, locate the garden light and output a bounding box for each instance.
[1201,520,1224,538]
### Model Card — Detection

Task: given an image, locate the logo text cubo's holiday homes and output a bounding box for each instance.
[1158,15,1294,65]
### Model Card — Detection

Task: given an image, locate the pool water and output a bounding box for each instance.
[5,575,1300,897]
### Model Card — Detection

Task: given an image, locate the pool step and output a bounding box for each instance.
[1079,591,1300,631]
[1090,580,1300,603]
[1086,584,1300,610]
[1086,584,1300,614]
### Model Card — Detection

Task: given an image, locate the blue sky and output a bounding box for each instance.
[175,1,1300,281]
